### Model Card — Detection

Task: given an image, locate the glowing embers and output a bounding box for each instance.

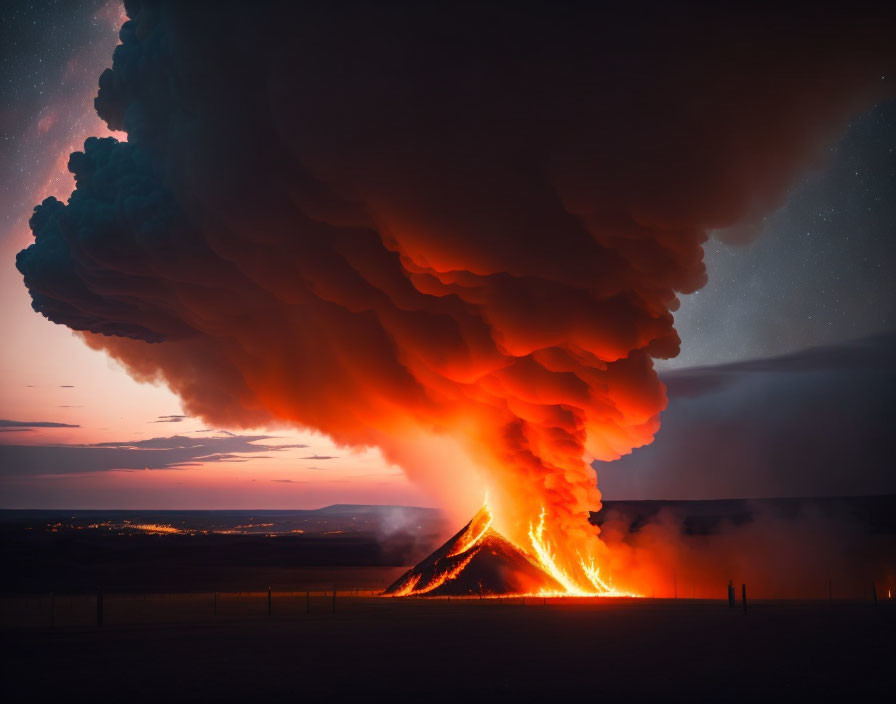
[385,504,565,597]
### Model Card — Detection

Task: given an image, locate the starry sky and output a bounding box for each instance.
[0,1,893,507]
[1,0,122,223]
[667,101,896,369]
[606,102,896,499]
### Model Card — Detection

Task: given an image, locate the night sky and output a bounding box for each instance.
[604,103,896,498]
[1,0,122,225]
[0,1,894,512]
[669,101,896,369]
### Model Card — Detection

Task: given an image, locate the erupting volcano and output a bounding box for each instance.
[12,2,896,601]
[386,502,630,597]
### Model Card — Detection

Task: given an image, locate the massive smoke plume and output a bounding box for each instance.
[16,1,896,589]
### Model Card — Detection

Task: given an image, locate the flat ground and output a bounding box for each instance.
[2,597,893,702]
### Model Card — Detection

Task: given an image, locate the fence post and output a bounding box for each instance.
[50,592,55,629]
[741,584,747,615]
[828,580,832,603]
[332,589,336,613]
[306,590,310,614]
[673,571,677,599]
[268,587,272,617]
[213,591,217,617]
[872,581,878,607]
[97,587,104,627]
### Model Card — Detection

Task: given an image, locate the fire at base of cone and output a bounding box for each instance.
[384,504,636,597]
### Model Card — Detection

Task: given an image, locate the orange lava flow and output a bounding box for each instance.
[409,550,481,596]
[391,574,422,597]
[447,500,493,557]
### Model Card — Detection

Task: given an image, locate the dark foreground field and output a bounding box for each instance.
[2,501,894,701]
[2,597,893,702]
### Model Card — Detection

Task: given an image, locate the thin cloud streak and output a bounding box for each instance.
[0,420,81,429]
[0,434,308,476]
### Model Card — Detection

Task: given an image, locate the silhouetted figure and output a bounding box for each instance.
[728,580,735,608]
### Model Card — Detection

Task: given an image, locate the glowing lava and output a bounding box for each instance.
[386,501,636,597]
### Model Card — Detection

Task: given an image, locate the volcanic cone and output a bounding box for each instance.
[385,505,563,596]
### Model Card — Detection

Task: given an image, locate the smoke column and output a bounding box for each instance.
[15,1,895,589]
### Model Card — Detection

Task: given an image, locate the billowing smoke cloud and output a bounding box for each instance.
[15,1,896,587]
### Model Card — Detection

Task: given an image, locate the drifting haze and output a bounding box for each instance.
[601,334,896,499]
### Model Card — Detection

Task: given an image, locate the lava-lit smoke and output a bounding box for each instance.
[15,2,896,590]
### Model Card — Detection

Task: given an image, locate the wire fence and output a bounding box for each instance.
[1,582,890,630]
[0,589,391,629]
